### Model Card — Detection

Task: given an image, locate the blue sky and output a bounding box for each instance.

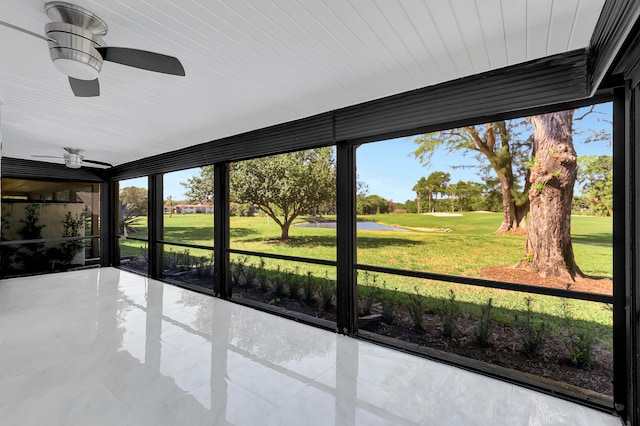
[356,103,612,202]
[123,103,613,203]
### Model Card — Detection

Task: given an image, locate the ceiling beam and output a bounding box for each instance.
[589,0,640,94]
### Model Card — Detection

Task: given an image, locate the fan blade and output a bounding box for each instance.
[83,159,113,168]
[96,47,185,76]
[31,155,62,159]
[69,77,100,97]
[0,20,56,43]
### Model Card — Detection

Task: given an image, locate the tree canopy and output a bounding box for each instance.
[357,194,389,215]
[119,186,148,216]
[578,155,613,216]
[412,171,451,213]
[181,166,214,203]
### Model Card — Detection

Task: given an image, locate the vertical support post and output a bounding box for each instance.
[630,83,640,426]
[91,183,100,257]
[613,86,632,419]
[336,142,357,335]
[148,174,164,279]
[100,180,118,266]
[214,163,230,297]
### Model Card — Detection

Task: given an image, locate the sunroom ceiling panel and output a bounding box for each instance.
[449,0,492,74]
[526,0,554,59]
[474,0,509,70]
[0,0,606,169]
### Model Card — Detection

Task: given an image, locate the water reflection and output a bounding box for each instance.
[295,221,410,232]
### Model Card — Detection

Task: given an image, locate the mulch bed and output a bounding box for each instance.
[480,265,613,295]
[232,270,613,400]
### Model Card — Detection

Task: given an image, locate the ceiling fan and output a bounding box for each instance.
[32,147,113,168]
[0,1,185,97]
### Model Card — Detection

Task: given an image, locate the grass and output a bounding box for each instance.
[119,211,614,347]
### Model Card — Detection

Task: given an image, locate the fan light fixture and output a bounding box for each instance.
[64,152,82,168]
[53,57,100,80]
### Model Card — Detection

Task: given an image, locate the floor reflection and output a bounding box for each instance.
[0,268,620,425]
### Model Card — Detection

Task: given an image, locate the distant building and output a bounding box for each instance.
[165,201,213,214]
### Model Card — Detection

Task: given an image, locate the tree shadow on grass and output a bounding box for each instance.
[239,235,424,249]
[230,227,258,239]
[358,284,613,352]
[572,232,612,246]
[163,226,257,242]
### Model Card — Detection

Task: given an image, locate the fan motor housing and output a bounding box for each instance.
[46,22,106,80]
[44,2,108,81]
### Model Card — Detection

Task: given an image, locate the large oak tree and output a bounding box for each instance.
[229,148,336,240]
[526,111,583,280]
[182,149,336,240]
[413,111,598,280]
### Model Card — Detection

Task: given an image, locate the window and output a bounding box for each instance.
[161,168,214,291]
[354,104,614,399]
[228,148,337,323]
[117,177,149,274]
[0,178,100,277]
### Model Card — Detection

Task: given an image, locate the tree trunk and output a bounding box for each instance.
[450,193,455,212]
[525,111,584,280]
[416,192,421,214]
[495,174,528,233]
[280,216,298,240]
[280,221,291,240]
[469,122,529,234]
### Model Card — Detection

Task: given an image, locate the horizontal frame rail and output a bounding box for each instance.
[355,264,613,304]
[116,235,147,242]
[0,235,99,245]
[227,248,337,267]
[158,240,214,251]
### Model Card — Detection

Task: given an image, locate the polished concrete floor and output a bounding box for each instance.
[0,268,621,425]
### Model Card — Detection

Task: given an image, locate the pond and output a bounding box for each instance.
[295,221,410,232]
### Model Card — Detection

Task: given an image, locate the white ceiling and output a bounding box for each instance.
[0,0,605,168]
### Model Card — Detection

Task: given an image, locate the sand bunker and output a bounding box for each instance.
[404,227,452,232]
[423,212,463,217]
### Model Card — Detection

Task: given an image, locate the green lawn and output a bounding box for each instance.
[120,212,614,346]
[121,211,612,281]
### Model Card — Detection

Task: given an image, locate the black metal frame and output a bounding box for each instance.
[148,174,164,278]
[336,142,357,335]
[213,163,229,297]
[619,79,640,425]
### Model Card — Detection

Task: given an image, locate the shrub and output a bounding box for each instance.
[318,273,334,311]
[230,262,243,286]
[303,272,317,305]
[407,286,425,330]
[565,331,595,368]
[231,255,248,285]
[560,294,595,368]
[359,271,380,316]
[58,211,85,264]
[516,297,550,357]
[272,266,287,296]
[474,298,494,347]
[380,280,399,324]
[440,289,458,338]
[243,263,257,286]
[287,267,302,299]
[256,258,269,292]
